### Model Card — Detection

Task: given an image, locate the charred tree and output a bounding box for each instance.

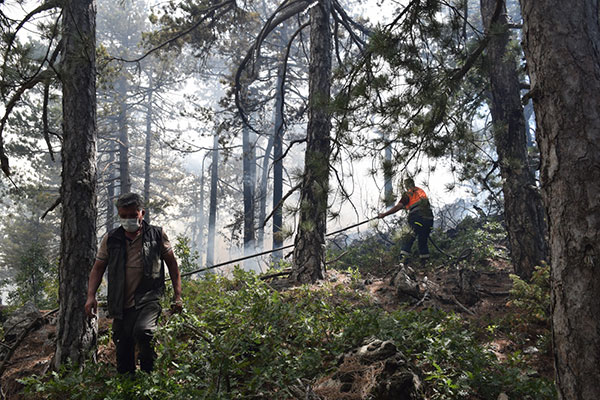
[291,0,332,283]
[257,131,274,251]
[55,0,98,369]
[272,64,285,260]
[520,0,600,397]
[242,124,256,258]
[480,0,547,279]
[206,132,219,267]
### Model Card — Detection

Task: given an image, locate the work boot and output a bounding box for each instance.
[399,250,411,265]
[419,254,430,268]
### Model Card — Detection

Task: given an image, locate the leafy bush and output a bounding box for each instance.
[509,264,550,324]
[21,268,555,399]
[173,236,201,278]
[326,222,410,275]
[504,264,552,353]
[432,216,508,267]
[379,309,555,399]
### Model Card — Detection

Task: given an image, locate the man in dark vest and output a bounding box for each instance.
[378,177,434,262]
[85,193,182,374]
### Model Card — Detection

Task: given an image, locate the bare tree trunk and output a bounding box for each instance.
[257,132,274,250]
[144,74,153,223]
[383,132,394,207]
[291,0,332,283]
[55,0,97,369]
[272,64,285,260]
[242,124,256,259]
[117,77,130,194]
[481,0,547,279]
[105,139,115,233]
[520,0,600,398]
[197,155,207,260]
[206,133,219,267]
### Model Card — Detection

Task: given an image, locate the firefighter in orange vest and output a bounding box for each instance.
[378,177,434,262]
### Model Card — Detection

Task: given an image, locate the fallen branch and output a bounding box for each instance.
[449,294,475,316]
[325,250,349,265]
[0,308,58,379]
[259,269,292,280]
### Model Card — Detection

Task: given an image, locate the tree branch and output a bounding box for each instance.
[0,69,55,177]
[41,197,61,220]
[276,137,306,164]
[234,0,311,132]
[1,0,61,93]
[262,181,302,227]
[108,0,237,65]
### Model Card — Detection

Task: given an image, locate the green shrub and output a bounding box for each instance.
[504,264,552,354]
[21,267,555,399]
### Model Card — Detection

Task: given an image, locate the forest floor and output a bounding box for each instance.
[0,256,553,399]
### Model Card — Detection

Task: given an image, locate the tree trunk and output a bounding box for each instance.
[272,64,285,260]
[55,0,97,369]
[197,156,207,260]
[144,74,153,223]
[257,130,274,250]
[523,99,535,148]
[481,0,547,279]
[105,139,115,233]
[118,78,130,194]
[520,0,600,398]
[242,124,256,259]
[291,0,332,283]
[206,133,219,267]
[383,132,394,207]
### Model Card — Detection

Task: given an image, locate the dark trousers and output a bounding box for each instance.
[402,214,434,257]
[113,301,161,374]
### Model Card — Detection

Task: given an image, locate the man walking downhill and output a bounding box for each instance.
[378,177,434,263]
[85,193,182,374]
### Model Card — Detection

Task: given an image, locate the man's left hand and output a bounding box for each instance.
[170,298,183,314]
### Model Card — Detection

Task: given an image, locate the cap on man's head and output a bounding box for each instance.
[116,193,144,210]
[404,177,415,188]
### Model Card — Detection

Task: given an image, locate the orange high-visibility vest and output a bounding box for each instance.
[405,187,428,210]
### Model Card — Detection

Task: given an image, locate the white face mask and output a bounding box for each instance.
[120,217,141,233]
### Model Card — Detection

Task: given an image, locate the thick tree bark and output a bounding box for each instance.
[520,0,600,398]
[206,133,219,267]
[55,0,98,369]
[291,0,332,283]
[242,124,256,258]
[144,76,153,223]
[117,77,130,194]
[481,0,547,279]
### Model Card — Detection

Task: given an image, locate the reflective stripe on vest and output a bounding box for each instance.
[405,187,428,210]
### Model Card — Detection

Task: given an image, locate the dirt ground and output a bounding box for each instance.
[0,260,552,399]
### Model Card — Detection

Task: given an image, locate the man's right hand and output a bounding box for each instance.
[85,296,97,318]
